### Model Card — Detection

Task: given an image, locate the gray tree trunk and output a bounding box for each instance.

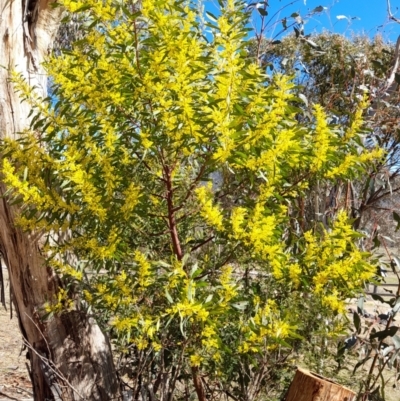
[0,1,121,399]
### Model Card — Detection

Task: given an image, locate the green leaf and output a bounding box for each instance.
[353,356,371,374]
[392,335,400,350]
[165,289,173,304]
[257,8,268,16]
[181,253,190,266]
[392,298,400,315]
[294,26,302,38]
[389,348,400,368]
[336,341,346,359]
[382,345,394,357]
[298,93,308,107]
[382,235,395,243]
[371,293,389,304]
[205,294,213,303]
[353,311,361,334]
[393,256,400,271]
[179,317,186,338]
[393,211,400,232]
[311,5,324,13]
[190,263,200,277]
[232,301,249,310]
[206,11,218,22]
[357,296,365,315]
[74,4,92,13]
[304,39,321,50]
[370,326,398,341]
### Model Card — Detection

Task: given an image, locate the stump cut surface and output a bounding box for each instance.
[285,368,356,401]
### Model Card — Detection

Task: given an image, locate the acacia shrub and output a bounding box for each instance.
[2,0,380,399]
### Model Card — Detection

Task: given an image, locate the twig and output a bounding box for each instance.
[173,158,209,213]
[22,338,84,399]
[190,236,215,253]
[387,0,400,23]
[24,312,51,358]
[0,390,20,401]
[15,386,34,396]
[163,164,183,261]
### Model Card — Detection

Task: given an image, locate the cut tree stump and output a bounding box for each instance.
[285,367,356,401]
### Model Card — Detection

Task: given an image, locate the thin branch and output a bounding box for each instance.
[173,159,208,213]
[0,390,20,401]
[190,236,215,253]
[224,390,239,401]
[164,164,183,260]
[147,228,170,237]
[22,338,84,399]
[192,366,206,401]
[167,340,187,401]
[387,0,400,23]
[25,312,51,357]
[366,184,400,205]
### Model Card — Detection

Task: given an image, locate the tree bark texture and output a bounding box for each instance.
[0,1,121,400]
[285,368,356,401]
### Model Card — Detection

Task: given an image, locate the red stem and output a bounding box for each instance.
[164,165,183,261]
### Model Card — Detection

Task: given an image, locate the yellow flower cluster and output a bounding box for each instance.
[218,265,237,307]
[326,147,384,179]
[43,288,73,315]
[230,202,285,267]
[311,105,333,172]
[190,354,203,367]
[115,271,132,297]
[287,263,302,289]
[134,251,153,288]
[208,0,249,161]
[167,258,187,289]
[61,0,117,21]
[345,94,369,141]
[303,210,375,310]
[83,227,119,260]
[111,316,139,332]
[121,183,141,218]
[168,300,209,322]
[201,324,218,350]
[322,290,345,313]
[50,260,83,281]
[238,299,294,354]
[244,75,297,170]
[195,183,224,231]
[230,207,247,239]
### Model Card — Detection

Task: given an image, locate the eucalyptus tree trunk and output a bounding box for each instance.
[0,1,120,399]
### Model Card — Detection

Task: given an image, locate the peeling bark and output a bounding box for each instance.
[0,1,121,399]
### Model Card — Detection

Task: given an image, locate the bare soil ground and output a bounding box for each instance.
[0,266,33,401]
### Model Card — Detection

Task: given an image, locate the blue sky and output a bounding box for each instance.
[247,0,400,42]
